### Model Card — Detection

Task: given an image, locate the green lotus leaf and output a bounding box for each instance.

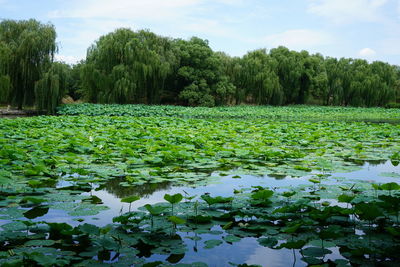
[164,193,183,205]
[257,237,278,248]
[204,239,223,249]
[302,247,332,257]
[223,235,241,243]
[24,239,55,247]
[167,216,186,225]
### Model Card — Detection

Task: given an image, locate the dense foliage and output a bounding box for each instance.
[81,29,178,104]
[175,38,235,106]
[3,109,400,183]
[76,28,400,107]
[35,62,71,114]
[1,107,400,265]
[58,103,400,122]
[0,19,64,113]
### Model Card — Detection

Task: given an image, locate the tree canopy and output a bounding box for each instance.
[81,29,178,104]
[1,20,399,110]
[78,29,399,108]
[0,19,58,111]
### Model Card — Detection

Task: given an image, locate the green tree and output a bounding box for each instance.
[35,62,69,114]
[81,28,177,104]
[0,19,57,109]
[308,53,328,105]
[66,61,83,101]
[0,41,11,103]
[238,49,283,105]
[175,37,235,107]
[270,47,303,104]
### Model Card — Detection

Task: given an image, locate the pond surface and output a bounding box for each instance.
[75,161,399,227]
[2,161,396,266]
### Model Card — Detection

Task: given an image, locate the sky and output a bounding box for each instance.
[1,0,400,65]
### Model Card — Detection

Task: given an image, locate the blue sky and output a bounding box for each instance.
[1,0,400,65]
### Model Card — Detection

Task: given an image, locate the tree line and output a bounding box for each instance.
[1,19,399,113]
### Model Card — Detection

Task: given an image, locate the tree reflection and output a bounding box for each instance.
[98,177,172,198]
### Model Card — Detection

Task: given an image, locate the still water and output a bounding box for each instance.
[1,161,399,266]
[49,162,400,265]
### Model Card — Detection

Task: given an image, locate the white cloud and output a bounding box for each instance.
[49,0,247,21]
[263,29,333,50]
[51,0,208,21]
[48,0,248,61]
[359,48,377,57]
[55,19,138,63]
[308,0,388,23]
[55,54,80,64]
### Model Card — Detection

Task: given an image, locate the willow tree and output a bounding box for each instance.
[269,47,303,104]
[35,62,69,114]
[0,19,57,109]
[323,58,398,107]
[237,49,283,105]
[82,29,177,104]
[0,41,11,103]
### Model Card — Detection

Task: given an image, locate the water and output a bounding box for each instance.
[88,161,399,266]
[79,174,311,226]
[86,161,399,225]
[332,160,400,183]
[1,161,399,266]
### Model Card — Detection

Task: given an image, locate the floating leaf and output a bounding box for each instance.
[380,172,400,178]
[282,223,301,234]
[1,221,27,231]
[307,239,336,248]
[302,247,332,257]
[24,240,55,247]
[282,191,296,198]
[201,195,233,206]
[380,182,400,191]
[20,197,47,205]
[278,240,306,249]
[251,189,274,200]
[204,239,223,249]
[29,252,58,266]
[223,235,241,243]
[258,237,278,248]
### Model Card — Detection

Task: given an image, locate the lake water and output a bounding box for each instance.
[1,160,399,266]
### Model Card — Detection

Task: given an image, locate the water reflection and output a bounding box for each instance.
[97,177,172,198]
[92,160,400,223]
[346,158,387,166]
[332,160,400,183]
[2,160,399,266]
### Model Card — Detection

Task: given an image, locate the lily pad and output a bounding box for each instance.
[204,239,223,249]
